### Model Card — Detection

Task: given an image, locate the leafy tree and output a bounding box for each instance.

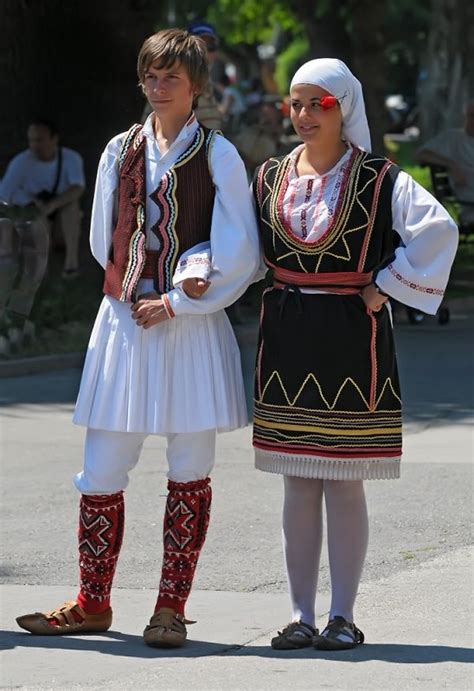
[206,0,435,151]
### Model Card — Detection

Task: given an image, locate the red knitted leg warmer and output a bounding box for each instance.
[155,478,212,616]
[76,492,125,614]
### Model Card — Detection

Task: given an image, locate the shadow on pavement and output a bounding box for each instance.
[1,630,473,664]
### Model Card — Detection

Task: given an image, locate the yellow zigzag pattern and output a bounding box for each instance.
[259,370,401,411]
[260,154,390,272]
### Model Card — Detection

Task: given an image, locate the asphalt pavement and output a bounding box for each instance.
[0,309,473,690]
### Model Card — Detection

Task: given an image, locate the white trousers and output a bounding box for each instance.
[74,428,216,495]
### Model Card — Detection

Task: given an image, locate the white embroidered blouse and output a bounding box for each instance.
[273,144,459,314]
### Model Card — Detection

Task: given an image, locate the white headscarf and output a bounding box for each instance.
[290,58,371,151]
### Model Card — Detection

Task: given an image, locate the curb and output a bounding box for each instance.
[0,352,85,379]
[0,299,471,380]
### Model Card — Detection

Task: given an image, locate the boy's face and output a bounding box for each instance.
[142,61,195,121]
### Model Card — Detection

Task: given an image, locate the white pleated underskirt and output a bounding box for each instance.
[73,283,248,434]
[255,449,401,480]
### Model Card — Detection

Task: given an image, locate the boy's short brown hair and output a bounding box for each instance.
[137,28,209,94]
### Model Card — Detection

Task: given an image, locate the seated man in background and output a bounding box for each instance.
[416,100,474,225]
[0,117,85,277]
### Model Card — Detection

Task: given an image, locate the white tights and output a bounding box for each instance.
[282,476,369,627]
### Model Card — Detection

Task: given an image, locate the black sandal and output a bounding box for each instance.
[271,621,318,650]
[312,615,364,650]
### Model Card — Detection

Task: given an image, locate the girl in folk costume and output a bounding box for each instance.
[16,29,259,648]
[252,59,458,650]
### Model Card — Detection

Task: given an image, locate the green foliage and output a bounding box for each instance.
[206,0,433,104]
[274,37,310,94]
[384,138,431,190]
[208,0,300,45]
[7,254,105,357]
[403,165,431,191]
[31,256,103,329]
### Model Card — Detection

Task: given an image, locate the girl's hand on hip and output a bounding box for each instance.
[360,284,388,312]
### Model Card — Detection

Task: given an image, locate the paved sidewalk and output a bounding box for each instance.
[1,310,473,690]
[1,547,472,690]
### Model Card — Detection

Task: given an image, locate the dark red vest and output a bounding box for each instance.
[103,124,218,302]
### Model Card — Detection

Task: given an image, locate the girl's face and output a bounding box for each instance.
[142,61,196,121]
[290,84,343,146]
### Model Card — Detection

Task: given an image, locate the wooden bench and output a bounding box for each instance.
[428,165,474,241]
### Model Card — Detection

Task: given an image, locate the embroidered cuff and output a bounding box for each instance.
[376,258,445,315]
[172,243,212,287]
[162,293,175,319]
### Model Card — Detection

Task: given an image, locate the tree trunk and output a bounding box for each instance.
[290,3,353,67]
[418,0,471,140]
[287,0,387,153]
[351,0,389,154]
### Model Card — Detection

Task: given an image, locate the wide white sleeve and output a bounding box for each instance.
[89,133,124,269]
[375,170,458,314]
[166,137,261,316]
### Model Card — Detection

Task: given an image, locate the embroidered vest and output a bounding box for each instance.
[103,123,219,302]
[253,149,400,280]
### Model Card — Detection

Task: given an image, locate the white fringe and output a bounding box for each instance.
[255,449,400,480]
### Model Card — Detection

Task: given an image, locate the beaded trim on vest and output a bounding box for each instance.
[118,125,220,302]
[149,126,218,294]
[118,124,147,302]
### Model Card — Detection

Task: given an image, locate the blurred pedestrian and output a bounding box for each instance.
[416,100,474,224]
[218,73,247,137]
[186,19,223,130]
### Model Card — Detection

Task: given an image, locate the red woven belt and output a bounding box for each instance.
[272,265,373,288]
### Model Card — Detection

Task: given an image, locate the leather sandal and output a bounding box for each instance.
[271,621,318,650]
[143,607,194,648]
[312,615,365,650]
[16,600,112,635]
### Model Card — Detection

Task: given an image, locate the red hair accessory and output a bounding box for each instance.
[320,95,338,110]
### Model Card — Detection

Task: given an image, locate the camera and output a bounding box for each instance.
[36,190,56,203]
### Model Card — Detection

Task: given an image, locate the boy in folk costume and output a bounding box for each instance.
[16,29,259,647]
[252,59,458,650]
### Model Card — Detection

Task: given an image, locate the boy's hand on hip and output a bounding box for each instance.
[182,277,210,299]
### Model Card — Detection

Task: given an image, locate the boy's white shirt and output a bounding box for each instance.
[90,113,260,315]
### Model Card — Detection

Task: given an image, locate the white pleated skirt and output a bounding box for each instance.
[73,286,248,434]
